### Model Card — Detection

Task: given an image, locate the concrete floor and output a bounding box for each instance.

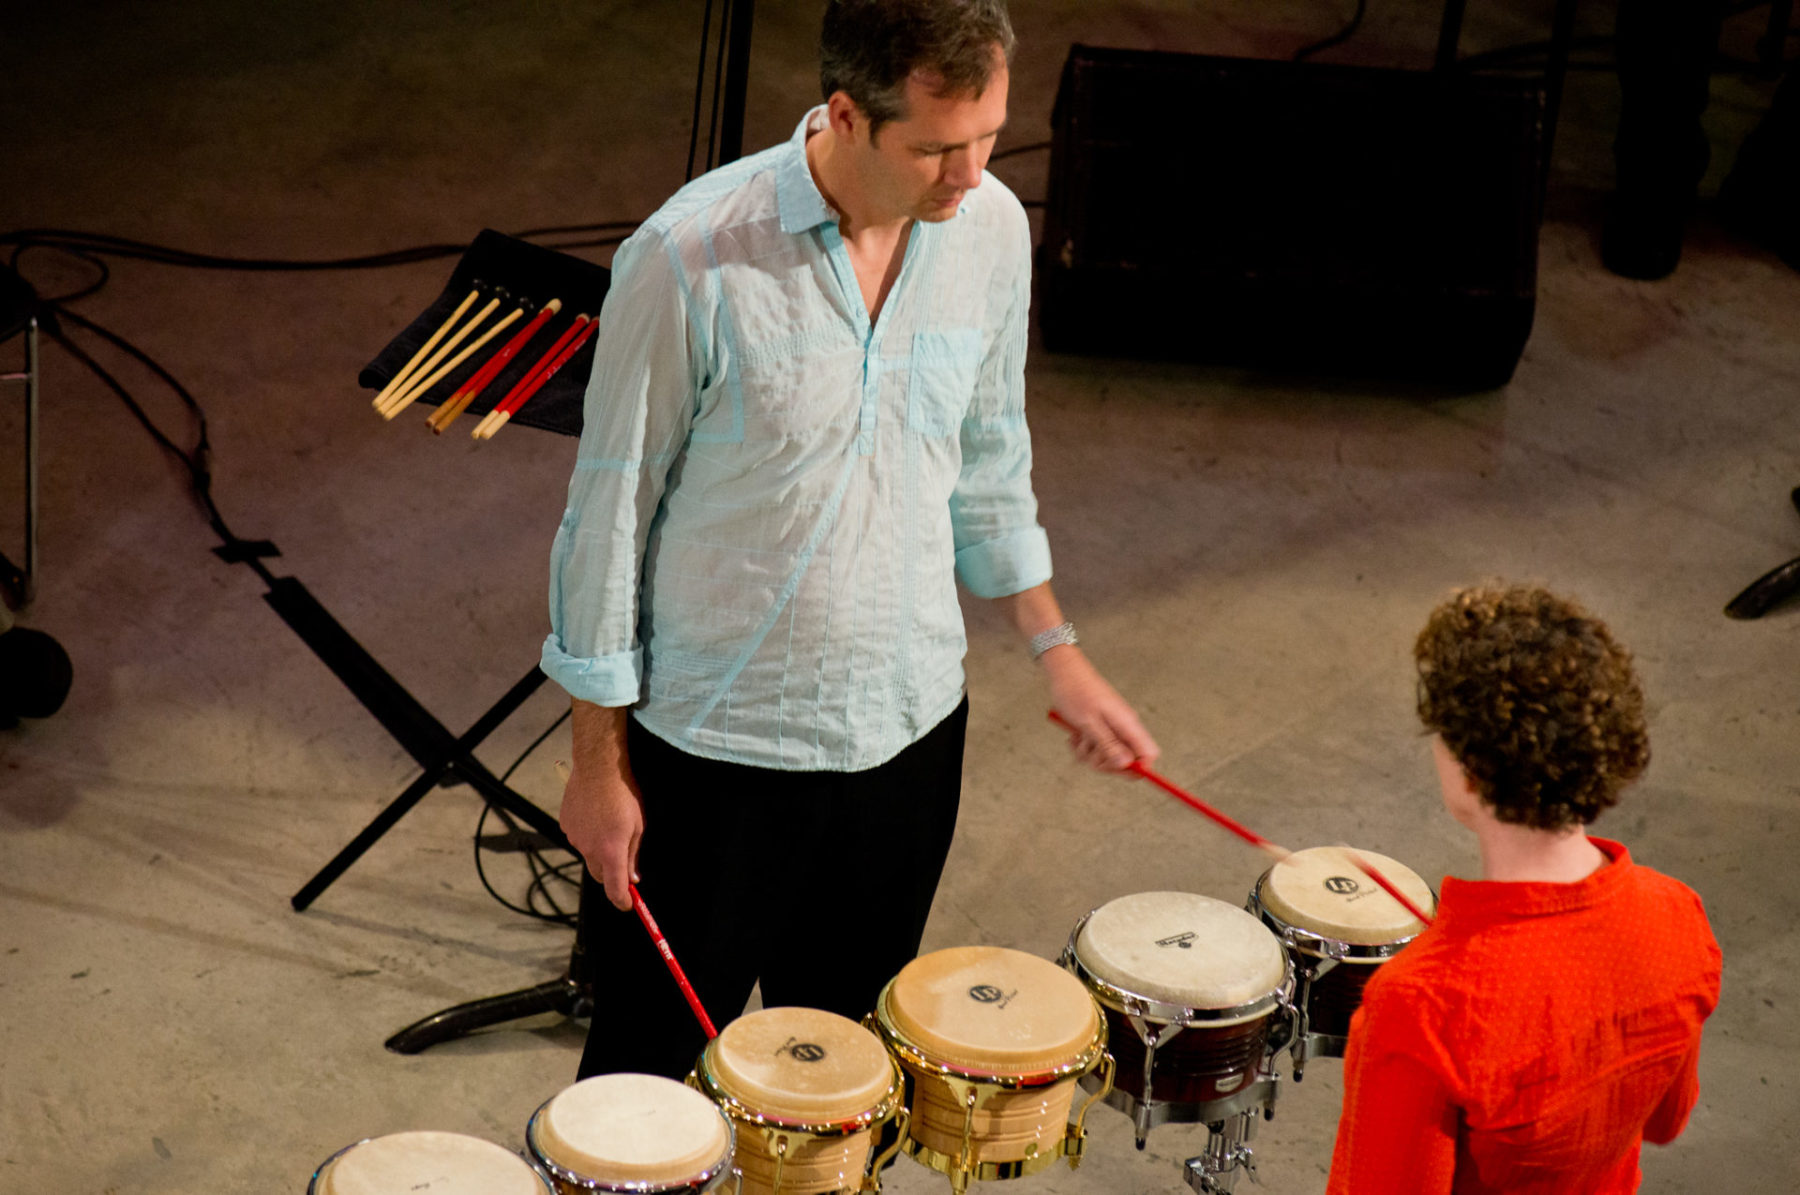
[2,1,1796,1192]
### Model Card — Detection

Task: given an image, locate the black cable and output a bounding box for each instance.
[687,0,718,182]
[510,220,640,239]
[42,317,220,528]
[8,242,109,304]
[473,708,579,925]
[474,800,583,925]
[2,229,472,272]
[1294,0,1369,62]
[1,222,639,277]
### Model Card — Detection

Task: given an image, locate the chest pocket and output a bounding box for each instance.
[906,328,984,437]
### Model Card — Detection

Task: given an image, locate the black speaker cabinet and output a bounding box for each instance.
[1038,46,1544,388]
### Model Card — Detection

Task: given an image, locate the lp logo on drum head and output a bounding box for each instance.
[968,984,1017,1009]
[777,1036,827,1063]
[1325,876,1361,895]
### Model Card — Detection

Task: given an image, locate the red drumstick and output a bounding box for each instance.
[1048,710,1289,862]
[496,316,596,416]
[472,315,595,440]
[630,883,719,1039]
[429,299,564,432]
[1338,848,1436,927]
[493,316,588,409]
[1046,710,1435,926]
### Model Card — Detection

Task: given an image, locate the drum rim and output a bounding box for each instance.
[870,981,1110,1088]
[1062,906,1293,1026]
[688,1050,905,1137]
[309,1137,367,1195]
[310,1134,555,1195]
[526,1097,736,1194]
[1248,872,1433,961]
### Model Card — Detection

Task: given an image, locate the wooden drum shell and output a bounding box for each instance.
[727,1124,877,1195]
[1100,1005,1276,1107]
[899,1064,1083,1168]
[1299,958,1382,1041]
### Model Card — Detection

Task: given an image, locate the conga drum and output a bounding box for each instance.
[1248,846,1436,1071]
[527,1073,737,1193]
[870,945,1113,1194]
[690,1006,907,1194]
[1062,891,1291,1147]
[309,1131,551,1195]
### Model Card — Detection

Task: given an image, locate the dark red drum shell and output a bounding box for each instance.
[1102,1007,1274,1107]
[1303,960,1381,1039]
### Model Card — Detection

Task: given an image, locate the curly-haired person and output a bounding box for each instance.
[1329,585,1721,1194]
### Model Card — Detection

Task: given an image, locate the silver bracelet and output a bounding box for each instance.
[1029,621,1079,661]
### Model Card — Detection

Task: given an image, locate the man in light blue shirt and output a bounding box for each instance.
[546,0,1157,1080]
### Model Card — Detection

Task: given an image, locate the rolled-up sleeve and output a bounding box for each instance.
[950,209,1051,599]
[542,229,703,705]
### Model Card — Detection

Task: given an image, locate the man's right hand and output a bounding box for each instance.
[564,701,645,911]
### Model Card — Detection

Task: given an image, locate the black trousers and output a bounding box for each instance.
[575,699,969,1081]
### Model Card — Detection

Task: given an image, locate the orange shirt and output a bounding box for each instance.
[1327,839,1721,1194]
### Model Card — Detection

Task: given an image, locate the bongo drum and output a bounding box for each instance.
[527,1073,736,1193]
[1062,891,1291,1147]
[309,1130,551,1195]
[691,1007,905,1194]
[870,945,1113,1194]
[1249,846,1436,1069]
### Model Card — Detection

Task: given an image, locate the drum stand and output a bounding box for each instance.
[1182,1107,1262,1195]
[1283,957,1347,1083]
[385,896,596,1053]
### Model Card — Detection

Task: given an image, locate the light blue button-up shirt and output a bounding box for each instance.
[542,108,1051,771]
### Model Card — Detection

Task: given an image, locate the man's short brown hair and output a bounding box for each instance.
[820,0,1015,139]
[1414,584,1650,831]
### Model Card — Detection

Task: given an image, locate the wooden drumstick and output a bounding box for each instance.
[428,298,563,433]
[1335,845,1436,927]
[378,295,504,416]
[1048,710,1293,865]
[373,288,477,409]
[383,304,525,421]
[378,292,497,415]
[552,759,720,1038]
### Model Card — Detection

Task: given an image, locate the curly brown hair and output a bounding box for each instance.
[1414,584,1650,831]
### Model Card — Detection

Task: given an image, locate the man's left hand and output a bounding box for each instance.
[1041,646,1160,772]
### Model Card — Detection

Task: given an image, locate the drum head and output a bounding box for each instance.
[317,1131,546,1195]
[1075,891,1287,1014]
[534,1073,730,1185]
[707,1006,894,1123]
[1259,847,1435,945]
[886,945,1099,1075]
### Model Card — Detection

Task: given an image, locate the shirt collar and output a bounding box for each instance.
[1434,837,1634,929]
[777,106,839,235]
